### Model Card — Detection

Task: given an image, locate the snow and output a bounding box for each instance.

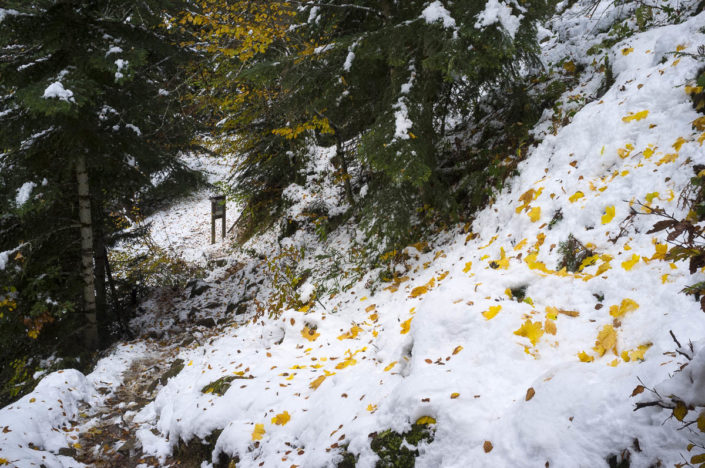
[105,46,123,56]
[343,42,358,72]
[42,82,75,103]
[4,2,705,467]
[392,65,417,141]
[0,251,10,271]
[421,1,456,29]
[125,123,141,136]
[15,181,36,207]
[115,58,128,80]
[475,0,523,39]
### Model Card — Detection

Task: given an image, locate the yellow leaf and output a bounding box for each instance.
[621,47,634,55]
[652,243,668,260]
[462,261,473,273]
[271,411,291,426]
[601,206,615,224]
[505,288,513,299]
[452,345,463,355]
[544,319,557,335]
[513,320,544,346]
[608,358,620,367]
[693,116,705,131]
[450,392,460,399]
[661,274,670,284]
[545,306,558,320]
[514,238,527,251]
[482,305,501,320]
[301,326,320,342]
[609,298,639,317]
[0,458,8,465]
[29,397,36,403]
[367,404,377,412]
[623,343,651,362]
[676,44,686,52]
[309,375,326,390]
[252,423,265,441]
[578,351,594,362]
[656,153,678,166]
[494,248,510,269]
[673,136,687,151]
[622,110,648,122]
[686,85,704,95]
[674,401,688,421]
[593,325,618,357]
[645,192,659,204]
[400,317,413,334]
[187,361,193,366]
[621,254,641,271]
[384,361,397,372]
[416,416,436,425]
[697,411,705,432]
[338,325,363,340]
[643,145,655,158]
[365,304,376,312]
[569,191,584,203]
[528,207,541,222]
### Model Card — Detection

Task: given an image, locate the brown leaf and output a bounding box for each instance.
[647,220,677,234]
[526,387,536,401]
[630,385,645,397]
[483,441,493,453]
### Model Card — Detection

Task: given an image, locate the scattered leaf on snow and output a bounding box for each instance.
[621,254,641,271]
[271,411,291,426]
[452,345,463,355]
[513,320,544,346]
[593,325,618,357]
[601,206,616,224]
[622,110,648,122]
[463,261,473,273]
[451,393,460,399]
[482,305,501,320]
[621,47,634,55]
[301,326,320,342]
[578,351,594,362]
[609,299,639,318]
[544,319,557,335]
[483,441,493,453]
[569,191,584,203]
[252,423,265,441]
[384,361,397,372]
[673,136,687,151]
[400,317,413,334]
[310,375,326,390]
[526,387,536,401]
[528,207,541,223]
[631,385,645,397]
[338,325,363,340]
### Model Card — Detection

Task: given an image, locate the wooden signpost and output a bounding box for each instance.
[210,195,226,244]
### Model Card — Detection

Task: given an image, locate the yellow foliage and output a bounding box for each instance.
[252,423,265,441]
[301,326,320,342]
[622,110,648,122]
[673,136,688,151]
[416,416,436,425]
[271,411,291,426]
[338,325,363,340]
[621,254,641,271]
[513,320,544,346]
[593,325,618,357]
[621,47,634,56]
[482,305,501,320]
[462,261,473,273]
[569,191,584,203]
[384,361,397,371]
[601,206,616,224]
[309,375,326,390]
[528,207,541,222]
[609,299,639,318]
[578,351,594,362]
[400,317,413,334]
[656,153,678,166]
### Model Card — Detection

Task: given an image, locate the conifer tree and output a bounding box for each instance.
[0,0,201,393]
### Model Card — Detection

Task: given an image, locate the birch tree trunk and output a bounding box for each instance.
[76,153,99,349]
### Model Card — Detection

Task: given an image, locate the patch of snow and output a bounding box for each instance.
[475,0,523,39]
[15,181,36,207]
[42,82,75,103]
[421,1,456,29]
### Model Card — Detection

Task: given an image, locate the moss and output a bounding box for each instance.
[173,429,239,468]
[370,423,434,468]
[201,375,253,396]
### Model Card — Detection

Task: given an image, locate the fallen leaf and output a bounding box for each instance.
[462,261,473,273]
[621,254,641,271]
[400,317,413,335]
[569,191,584,203]
[365,304,376,312]
[609,298,639,317]
[483,441,493,453]
[544,319,557,335]
[528,207,541,223]
[697,411,705,432]
[482,305,501,320]
[513,320,544,346]
[452,345,463,355]
[578,351,594,362]
[673,136,687,151]
[271,411,291,426]
[601,206,616,224]
[621,47,634,55]
[309,376,326,390]
[526,387,535,401]
[450,393,460,399]
[622,110,648,122]
[252,423,265,441]
[593,325,618,357]
[384,361,397,372]
[301,326,320,342]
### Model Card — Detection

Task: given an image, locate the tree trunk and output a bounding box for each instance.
[76,153,99,349]
[334,132,356,207]
[93,200,107,345]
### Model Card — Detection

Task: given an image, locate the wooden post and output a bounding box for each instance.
[210,195,226,244]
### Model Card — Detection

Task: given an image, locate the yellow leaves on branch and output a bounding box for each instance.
[272,115,333,140]
[622,110,648,122]
[271,411,291,426]
[609,299,639,318]
[513,320,544,346]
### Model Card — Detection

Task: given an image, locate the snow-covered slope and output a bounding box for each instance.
[3,1,705,467]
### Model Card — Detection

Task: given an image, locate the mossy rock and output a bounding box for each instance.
[201,375,252,396]
[173,429,239,467]
[148,359,185,392]
[370,423,434,468]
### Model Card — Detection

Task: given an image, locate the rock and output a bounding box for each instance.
[188,280,210,298]
[58,447,77,457]
[149,359,184,392]
[195,317,216,328]
[225,302,237,314]
[180,336,195,347]
[205,301,220,309]
[236,303,248,315]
